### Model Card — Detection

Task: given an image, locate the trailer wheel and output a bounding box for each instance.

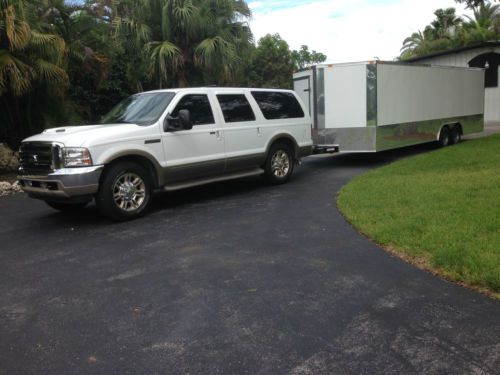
[450,126,461,145]
[264,143,294,185]
[96,161,152,221]
[438,126,451,147]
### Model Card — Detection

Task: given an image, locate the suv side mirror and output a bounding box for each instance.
[164,109,192,131]
[178,109,192,130]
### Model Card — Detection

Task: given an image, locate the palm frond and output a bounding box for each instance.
[146,40,183,87]
[113,16,151,46]
[32,58,68,85]
[195,36,238,67]
[28,30,65,64]
[0,49,32,95]
[4,5,31,51]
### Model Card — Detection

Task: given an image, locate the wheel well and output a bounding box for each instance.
[270,137,297,158]
[102,155,159,188]
[453,123,463,135]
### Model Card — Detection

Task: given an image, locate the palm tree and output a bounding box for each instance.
[400,27,435,58]
[0,0,68,96]
[464,2,500,35]
[112,0,253,88]
[430,8,463,39]
[0,0,69,146]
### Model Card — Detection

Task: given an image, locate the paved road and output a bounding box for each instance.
[1,143,499,374]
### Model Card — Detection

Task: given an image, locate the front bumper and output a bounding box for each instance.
[18,165,104,200]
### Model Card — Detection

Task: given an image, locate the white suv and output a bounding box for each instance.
[18,87,313,220]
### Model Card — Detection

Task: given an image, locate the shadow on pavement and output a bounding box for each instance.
[37,141,442,225]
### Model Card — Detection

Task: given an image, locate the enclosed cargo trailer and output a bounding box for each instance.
[293,61,485,152]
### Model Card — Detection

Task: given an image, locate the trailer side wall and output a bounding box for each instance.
[376,64,484,151]
[293,62,484,153]
[377,64,484,125]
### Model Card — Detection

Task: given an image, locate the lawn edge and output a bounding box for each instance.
[336,192,500,300]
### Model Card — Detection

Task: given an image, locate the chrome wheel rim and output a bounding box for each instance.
[271,150,290,178]
[112,173,146,212]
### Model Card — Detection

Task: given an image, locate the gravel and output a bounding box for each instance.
[0,180,22,197]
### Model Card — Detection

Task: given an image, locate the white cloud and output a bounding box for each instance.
[248,0,472,62]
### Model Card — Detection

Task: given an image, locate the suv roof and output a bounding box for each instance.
[143,87,297,95]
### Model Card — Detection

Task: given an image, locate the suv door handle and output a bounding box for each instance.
[210,130,222,140]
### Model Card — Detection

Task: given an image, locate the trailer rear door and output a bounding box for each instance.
[293,73,312,116]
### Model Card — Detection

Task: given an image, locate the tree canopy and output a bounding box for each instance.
[400,2,500,60]
[0,0,327,148]
[455,0,497,9]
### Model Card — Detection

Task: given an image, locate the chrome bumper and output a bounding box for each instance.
[18,165,104,199]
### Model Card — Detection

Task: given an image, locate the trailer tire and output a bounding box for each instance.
[264,143,294,185]
[438,126,451,147]
[450,126,461,145]
[96,161,152,221]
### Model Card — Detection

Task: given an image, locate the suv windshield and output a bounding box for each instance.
[100,92,176,125]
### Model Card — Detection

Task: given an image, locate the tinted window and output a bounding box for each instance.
[251,91,305,120]
[171,94,215,125]
[217,94,256,123]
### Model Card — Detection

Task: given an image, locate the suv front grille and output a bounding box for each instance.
[19,142,61,175]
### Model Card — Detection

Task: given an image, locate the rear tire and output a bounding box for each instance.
[45,201,88,212]
[96,162,152,221]
[450,126,461,145]
[264,143,294,185]
[438,126,451,147]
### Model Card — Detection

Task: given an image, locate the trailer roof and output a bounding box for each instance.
[294,60,484,73]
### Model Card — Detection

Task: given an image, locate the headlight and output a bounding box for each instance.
[61,147,93,167]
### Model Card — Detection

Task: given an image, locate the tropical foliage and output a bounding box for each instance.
[456,0,490,9]
[291,45,327,71]
[401,3,500,60]
[0,0,69,146]
[246,34,294,89]
[0,0,327,149]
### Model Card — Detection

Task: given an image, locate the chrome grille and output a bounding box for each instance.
[19,142,61,175]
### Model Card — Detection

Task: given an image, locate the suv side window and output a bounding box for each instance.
[251,91,305,120]
[171,94,215,126]
[216,94,256,123]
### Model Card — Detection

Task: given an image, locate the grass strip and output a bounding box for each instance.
[337,135,500,297]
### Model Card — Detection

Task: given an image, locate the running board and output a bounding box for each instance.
[162,168,265,192]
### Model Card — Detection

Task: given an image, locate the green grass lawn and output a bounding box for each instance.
[337,135,500,296]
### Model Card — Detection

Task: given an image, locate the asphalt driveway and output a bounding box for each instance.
[1,143,499,374]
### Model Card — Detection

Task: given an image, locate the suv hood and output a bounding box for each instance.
[22,123,148,147]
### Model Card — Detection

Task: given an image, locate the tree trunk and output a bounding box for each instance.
[177,68,188,88]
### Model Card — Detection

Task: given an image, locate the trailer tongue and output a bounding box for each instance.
[294,61,485,153]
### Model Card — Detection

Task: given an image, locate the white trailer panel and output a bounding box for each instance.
[324,64,367,128]
[294,61,484,152]
[377,64,484,125]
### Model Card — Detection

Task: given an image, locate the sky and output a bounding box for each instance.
[247,0,473,62]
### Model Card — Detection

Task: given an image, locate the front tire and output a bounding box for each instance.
[264,143,294,185]
[96,162,152,221]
